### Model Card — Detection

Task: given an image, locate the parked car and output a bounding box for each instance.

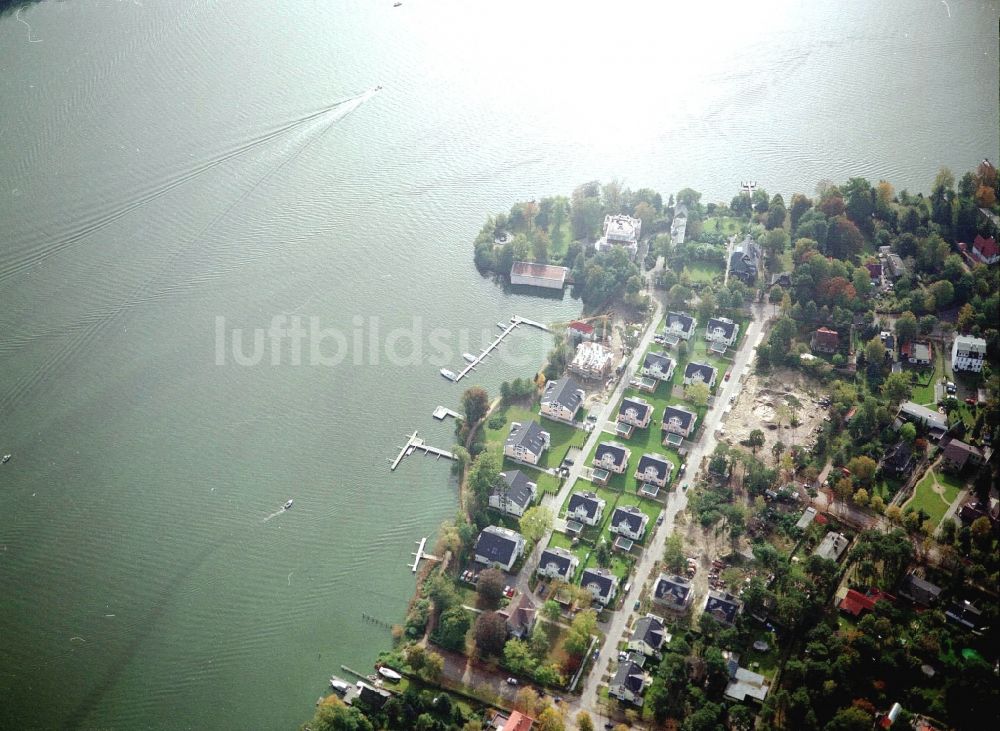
[724,369,732,381]
[965,397,976,406]
[506,677,518,685]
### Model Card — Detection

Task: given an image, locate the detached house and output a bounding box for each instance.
[940,438,984,473]
[814,531,850,562]
[593,441,631,474]
[618,396,653,429]
[596,214,641,257]
[879,441,914,478]
[898,572,942,607]
[705,317,740,347]
[901,340,932,366]
[898,401,948,438]
[641,351,675,382]
[662,404,698,441]
[474,526,526,572]
[628,614,668,658]
[683,362,717,389]
[653,573,694,612]
[504,421,551,465]
[498,593,536,639]
[664,311,696,341]
[489,470,538,518]
[609,505,649,541]
[703,590,743,627]
[566,491,606,526]
[580,566,619,606]
[540,376,585,423]
[811,327,839,354]
[609,658,648,706]
[568,341,615,380]
[729,236,761,284]
[971,234,999,265]
[635,453,674,488]
[536,546,579,582]
[951,334,987,373]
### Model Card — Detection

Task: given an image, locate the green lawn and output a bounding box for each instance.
[683,261,725,284]
[907,469,965,528]
[909,346,947,406]
[701,216,743,235]
[484,401,584,494]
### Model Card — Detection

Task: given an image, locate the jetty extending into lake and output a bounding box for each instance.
[447,315,551,383]
[389,431,456,471]
[432,405,462,420]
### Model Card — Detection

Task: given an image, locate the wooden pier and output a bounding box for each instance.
[389,431,456,471]
[432,405,463,421]
[450,315,551,383]
[409,537,439,573]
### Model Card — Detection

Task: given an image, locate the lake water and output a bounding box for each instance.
[0,0,995,728]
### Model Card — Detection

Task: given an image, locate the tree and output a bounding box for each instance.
[663,533,686,573]
[595,540,611,568]
[686,380,710,407]
[535,707,565,731]
[477,568,506,606]
[882,371,912,405]
[747,429,765,454]
[565,609,597,657]
[541,599,561,622]
[434,606,472,651]
[513,687,542,716]
[576,711,595,731]
[899,422,917,443]
[305,696,375,731]
[474,611,509,656]
[864,336,885,365]
[826,216,864,260]
[697,288,717,324]
[422,650,444,682]
[461,386,490,424]
[763,228,790,267]
[519,505,552,542]
[853,488,869,506]
[895,311,918,345]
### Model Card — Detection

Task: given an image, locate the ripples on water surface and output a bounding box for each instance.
[0,0,996,728]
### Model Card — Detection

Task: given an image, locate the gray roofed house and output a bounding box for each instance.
[885,253,906,279]
[769,271,792,288]
[683,361,717,389]
[725,665,770,703]
[581,566,619,605]
[473,526,526,572]
[898,573,942,607]
[705,317,740,346]
[795,507,817,530]
[940,438,984,473]
[594,441,631,474]
[662,404,697,439]
[879,441,913,477]
[653,573,694,611]
[945,600,983,632]
[609,505,649,541]
[540,376,585,422]
[497,592,536,639]
[628,614,668,658]
[536,546,579,581]
[813,531,849,562]
[897,402,948,436]
[641,351,676,382]
[489,470,538,518]
[704,590,743,626]
[665,311,696,340]
[609,659,648,705]
[618,396,653,429]
[504,421,551,465]
[729,236,760,284]
[566,491,606,526]
[635,453,673,488]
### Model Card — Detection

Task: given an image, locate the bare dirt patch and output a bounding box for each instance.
[724,367,829,455]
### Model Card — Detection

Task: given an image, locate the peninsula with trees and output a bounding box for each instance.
[303,163,999,731]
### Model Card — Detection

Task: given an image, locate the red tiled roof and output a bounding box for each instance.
[569,320,595,334]
[510,261,568,281]
[973,234,998,259]
[814,327,839,348]
[815,513,828,525]
[839,589,895,617]
[502,710,535,731]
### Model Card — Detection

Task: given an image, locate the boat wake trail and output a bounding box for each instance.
[0,90,376,416]
[0,91,371,286]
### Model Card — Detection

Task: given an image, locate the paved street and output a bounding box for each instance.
[567,299,771,724]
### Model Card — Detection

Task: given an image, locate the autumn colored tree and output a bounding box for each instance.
[474,611,509,656]
[846,456,877,485]
[461,386,490,425]
[826,216,864,260]
[476,568,506,607]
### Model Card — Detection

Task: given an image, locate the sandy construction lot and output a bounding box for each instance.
[723,368,830,454]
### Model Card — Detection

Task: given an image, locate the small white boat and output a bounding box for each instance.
[497,322,507,329]
[329,677,350,693]
[440,368,456,380]
[378,667,402,681]
[283,499,294,510]
[462,353,478,363]
[1,454,10,464]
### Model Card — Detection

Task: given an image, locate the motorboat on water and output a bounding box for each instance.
[440,368,456,380]
[1,454,10,464]
[283,499,294,510]
[329,676,351,693]
[462,353,478,363]
[378,667,402,681]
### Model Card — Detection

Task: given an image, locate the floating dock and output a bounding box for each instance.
[409,537,439,573]
[390,431,456,471]
[432,405,463,421]
[449,316,551,383]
